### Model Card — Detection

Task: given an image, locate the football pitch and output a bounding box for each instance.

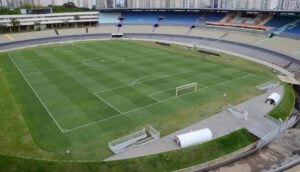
[7,40,271,159]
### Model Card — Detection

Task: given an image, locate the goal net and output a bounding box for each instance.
[176,83,197,97]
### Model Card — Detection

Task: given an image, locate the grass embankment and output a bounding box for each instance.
[268,83,295,121]
[0,128,256,172]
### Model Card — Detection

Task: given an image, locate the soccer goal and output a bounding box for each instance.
[176,83,197,97]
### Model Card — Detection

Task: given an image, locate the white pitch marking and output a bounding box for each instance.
[81,57,124,66]
[147,94,160,102]
[22,50,85,76]
[130,76,152,85]
[9,55,66,133]
[24,63,84,76]
[65,73,252,133]
[94,70,193,95]
[130,74,169,86]
[93,94,123,114]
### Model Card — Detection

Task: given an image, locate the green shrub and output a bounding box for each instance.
[268,83,295,121]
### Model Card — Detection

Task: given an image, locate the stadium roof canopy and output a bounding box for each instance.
[99,8,300,14]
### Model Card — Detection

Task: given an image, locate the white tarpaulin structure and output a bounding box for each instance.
[176,128,212,148]
[265,92,281,105]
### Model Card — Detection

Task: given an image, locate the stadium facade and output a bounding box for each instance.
[95,0,300,10]
[1,0,300,10]
[0,0,93,9]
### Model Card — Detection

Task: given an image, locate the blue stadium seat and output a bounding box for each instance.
[285,23,300,35]
[122,12,159,24]
[120,12,225,26]
[265,15,299,28]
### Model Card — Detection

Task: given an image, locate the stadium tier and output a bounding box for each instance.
[265,15,300,35]
[265,15,299,28]
[100,12,226,26]
[99,11,300,35]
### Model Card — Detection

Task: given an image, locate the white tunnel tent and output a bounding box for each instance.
[176,128,213,148]
[265,92,281,106]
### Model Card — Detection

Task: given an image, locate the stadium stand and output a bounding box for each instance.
[155,25,190,35]
[189,28,227,39]
[1,10,300,65]
[287,22,300,35]
[265,14,300,35]
[119,25,153,33]
[101,12,226,26]
[97,11,300,37]
[206,13,272,30]
[258,37,300,55]
[122,12,159,24]
[265,15,299,28]
[222,32,264,45]
[99,12,121,24]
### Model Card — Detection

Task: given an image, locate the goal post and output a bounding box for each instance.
[176,83,197,97]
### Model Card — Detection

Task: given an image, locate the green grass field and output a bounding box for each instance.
[0,40,275,160]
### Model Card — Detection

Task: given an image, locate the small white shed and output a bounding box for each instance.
[265,92,281,105]
[176,128,213,148]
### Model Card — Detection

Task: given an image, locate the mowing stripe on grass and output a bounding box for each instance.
[94,70,193,94]
[93,94,123,114]
[65,73,251,133]
[9,55,65,133]
[18,51,122,129]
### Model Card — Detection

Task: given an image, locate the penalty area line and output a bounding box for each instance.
[65,73,252,133]
[93,93,123,114]
[94,70,193,95]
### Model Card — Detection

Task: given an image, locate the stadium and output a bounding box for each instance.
[0,1,300,172]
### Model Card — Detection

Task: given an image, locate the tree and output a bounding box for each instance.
[10,18,20,32]
[74,15,80,27]
[0,24,8,33]
[63,2,76,8]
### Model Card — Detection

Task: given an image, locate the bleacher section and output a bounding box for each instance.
[122,12,159,24]
[156,25,191,35]
[287,22,300,35]
[2,11,300,63]
[97,12,300,35]
[207,13,272,30]
[265,15,300,35]
[221,32,263,45]
[99,12,121,24]
[189,28,227,39]
[265,15,298,28]
[101,12,226,26]
[257,37,300,55]
[120,25,153,33]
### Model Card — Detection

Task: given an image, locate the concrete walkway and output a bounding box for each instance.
[106,86,283,161]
